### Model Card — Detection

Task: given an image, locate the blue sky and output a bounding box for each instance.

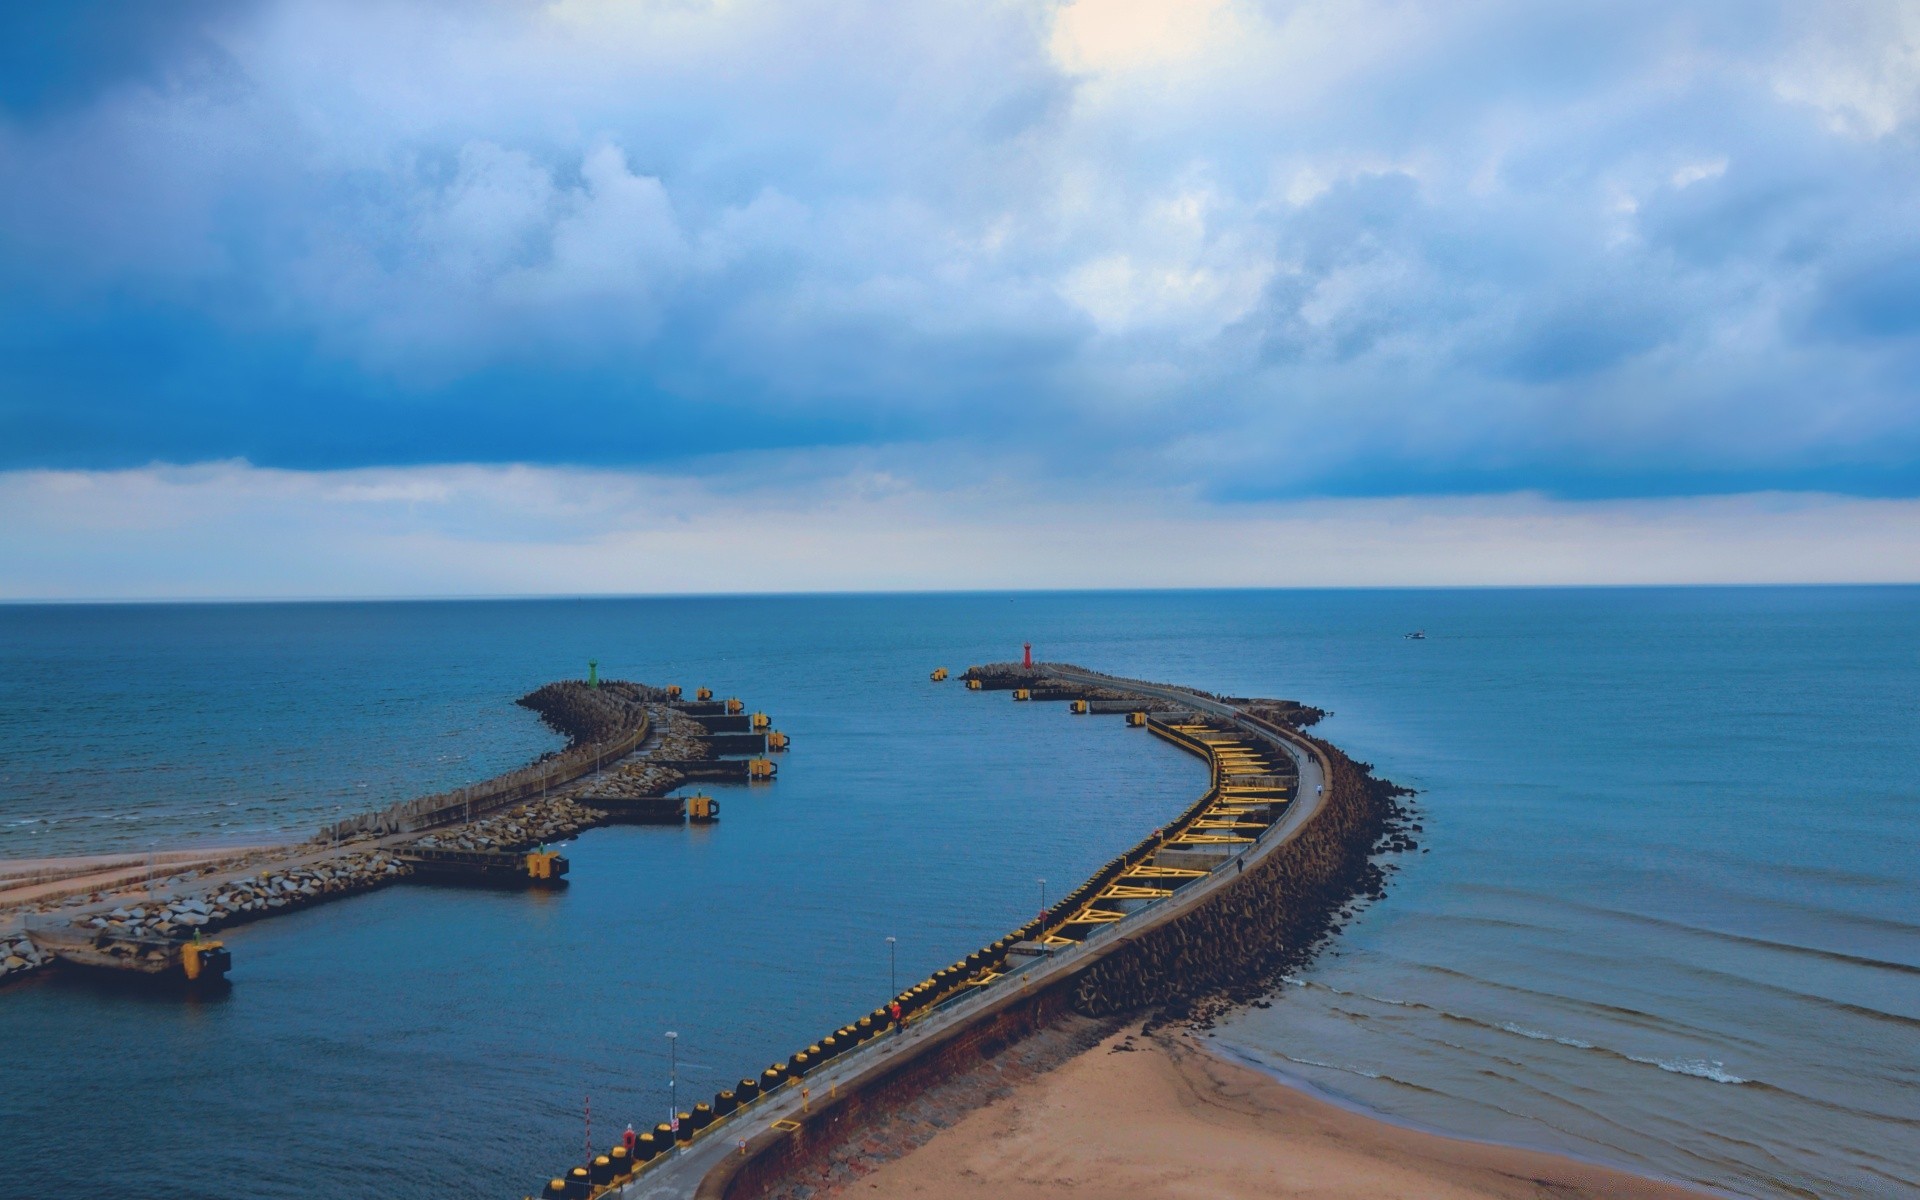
[3,0,1919,595]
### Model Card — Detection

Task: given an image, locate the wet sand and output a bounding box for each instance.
[852,1025,1715,1200]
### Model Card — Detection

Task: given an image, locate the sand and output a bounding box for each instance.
[851,1025,1712,1200]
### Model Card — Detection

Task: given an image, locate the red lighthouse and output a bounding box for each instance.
[1023,642,1032,669]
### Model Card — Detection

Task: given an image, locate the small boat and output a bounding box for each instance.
[1404,630,1426,640]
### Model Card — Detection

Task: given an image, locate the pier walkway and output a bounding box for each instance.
[608,667,1328,1200]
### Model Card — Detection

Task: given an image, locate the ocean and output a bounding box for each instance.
[1,590,1914,1199]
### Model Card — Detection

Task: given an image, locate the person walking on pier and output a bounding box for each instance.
[889,1000,903,1034]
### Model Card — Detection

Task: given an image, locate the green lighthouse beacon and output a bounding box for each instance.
[587,660,598,689]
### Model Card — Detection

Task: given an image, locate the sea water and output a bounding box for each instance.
[0,590,1913,1199]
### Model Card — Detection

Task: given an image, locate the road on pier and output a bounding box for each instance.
[612,669,1328,1200]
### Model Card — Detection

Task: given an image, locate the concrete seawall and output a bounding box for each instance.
[1071,729,1404,1022]
[696,971,1094,1199]
[638,663,1411,1200]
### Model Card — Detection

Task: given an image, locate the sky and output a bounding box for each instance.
[3,0,1919,597]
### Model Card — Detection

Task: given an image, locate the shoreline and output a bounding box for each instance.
[846,1022,1719,1200]
[1204,1035,1735,1198]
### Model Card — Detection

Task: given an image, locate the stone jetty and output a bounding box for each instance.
[1,676,778,988]
[576,708,712,805]
[80,850,412,938]
[406,797,607,854]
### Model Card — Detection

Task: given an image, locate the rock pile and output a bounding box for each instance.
[408,797,604,853]
[1232,697,1328,729]
[73,851,412,938]
[580,760,685,801]
[0,937,50,983]
[656,708,713,760]
[517,680,651,746]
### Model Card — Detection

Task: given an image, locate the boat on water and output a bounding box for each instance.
[1405,630,1427,640]
[26,920,231,984]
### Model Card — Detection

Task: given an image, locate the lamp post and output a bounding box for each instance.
[665,1031,678,1148]
[1037,878,1049,954]
[886,936,897,998]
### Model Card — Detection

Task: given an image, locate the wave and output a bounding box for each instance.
[1215,1040,1728,1180]
[1626,1055,1748,1084]
[1452,1013,1754,1087]
[1279,1052,1381,1079]
[1600,909,1920,979]
[1275,977,1756,1088]
[1458,884,1920,978]
[1499,1021,1595,1050]
[1660,957,1920,1033]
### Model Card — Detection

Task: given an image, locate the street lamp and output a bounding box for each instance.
[886,936,897,998]
[665,1031,678,1146]
[1037,877,1047,919]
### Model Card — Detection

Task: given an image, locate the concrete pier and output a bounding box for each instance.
[553,661,1412,1200]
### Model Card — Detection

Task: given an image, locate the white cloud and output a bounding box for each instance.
[1771,1,1920,139]
[1049,0,1235,74]
[1669,157,1728,189]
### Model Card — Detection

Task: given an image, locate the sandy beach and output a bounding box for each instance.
[852,1024,1714,1200]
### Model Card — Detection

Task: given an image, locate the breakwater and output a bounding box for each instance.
[326,682,655,841]
[556,660,1405,1200]
[50,850,409,940]
[1070,727,1410,1024]
[3,678,784,988]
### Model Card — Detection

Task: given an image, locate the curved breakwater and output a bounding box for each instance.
[555,661,1411,1200]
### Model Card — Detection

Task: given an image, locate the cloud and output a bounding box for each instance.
[0,0,1917,502]
[3,461,1918,599]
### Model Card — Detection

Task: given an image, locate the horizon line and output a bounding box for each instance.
[4,581,1918,606]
